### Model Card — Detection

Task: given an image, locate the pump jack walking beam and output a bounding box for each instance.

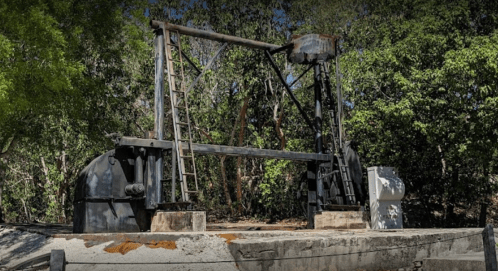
[150,20,280,51]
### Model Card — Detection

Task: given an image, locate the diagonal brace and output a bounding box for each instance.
[169,38,202,75]
[167,42,230,116]
[264,50,316,133]
[186,42,229,95]
[289,64,314,88]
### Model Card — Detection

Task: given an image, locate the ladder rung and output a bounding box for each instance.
[185,190,199,194]
[183,172,196,176]
[180,155,192,159]
[174,105,187,109]
[166,43,179,47]
[176,121,189,126]
[172,90,185,93]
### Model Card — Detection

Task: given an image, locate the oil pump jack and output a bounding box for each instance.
[73,20,364,233]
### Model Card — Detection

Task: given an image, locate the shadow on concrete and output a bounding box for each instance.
[0,225,52,266]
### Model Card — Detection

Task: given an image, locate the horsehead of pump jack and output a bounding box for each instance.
[72,20,364,233]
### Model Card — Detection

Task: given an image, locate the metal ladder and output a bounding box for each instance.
[321,63,356,205]
[163,30,199,202]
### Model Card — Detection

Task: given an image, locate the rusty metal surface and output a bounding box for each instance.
[150,20,280,51]
[287,34,338,64]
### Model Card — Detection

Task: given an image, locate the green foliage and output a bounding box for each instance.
[0,0,153,223]
[337,0,498,226]
[1,0,496,226]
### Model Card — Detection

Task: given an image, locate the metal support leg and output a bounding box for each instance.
[146,148,157,209]
[314,63,324,212]
[307,162,317,229]
[146,27,165,209]
[153,27,164,207]
[155,151,163,205]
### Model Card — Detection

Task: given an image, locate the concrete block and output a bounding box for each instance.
[368,166,405,229]
[151,211,206,232]
[314,211,370,229]
[49,249,65,271]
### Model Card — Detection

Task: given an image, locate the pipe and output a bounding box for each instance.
[134,147,145,188]
[151,20,280,51]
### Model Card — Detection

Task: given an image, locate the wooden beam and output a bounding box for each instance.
[118,137,331,162]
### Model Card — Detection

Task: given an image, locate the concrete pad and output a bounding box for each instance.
[151,211,206,232]
[314,211,369,229]
[1,224,486,271]
[423,251,493,271]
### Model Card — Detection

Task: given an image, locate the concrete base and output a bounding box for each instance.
[2,224,485,271]
[423,251,491,271]
[151,211,206,232]
[314,211,369,229]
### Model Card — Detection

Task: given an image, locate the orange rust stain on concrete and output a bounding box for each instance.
[146,240,177,250]
[217,234,241,244]
[104,241,142,255]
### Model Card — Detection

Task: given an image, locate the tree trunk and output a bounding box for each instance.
[220,112,240,213]
[0,160,4,223]
[480,169,491,227]
[60,150,67,223]
[21,198,30,223]
[236,96,250,214]
[0,138,16,223]
[445,169,459,226]
[269,77,286,150]
[40,157,56,202]
[220,157,232,207]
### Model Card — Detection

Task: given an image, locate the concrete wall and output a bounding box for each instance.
[229,229,483,271]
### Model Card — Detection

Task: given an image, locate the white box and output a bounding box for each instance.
[368,167,405,229]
